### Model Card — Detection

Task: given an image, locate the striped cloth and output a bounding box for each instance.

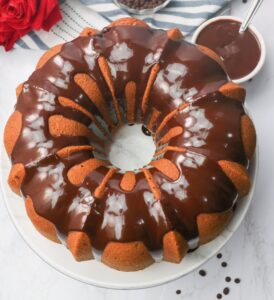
[15,0,230,50]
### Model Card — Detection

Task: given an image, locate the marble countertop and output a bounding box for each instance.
[0,1,273,299]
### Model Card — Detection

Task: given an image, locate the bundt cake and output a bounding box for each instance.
[4,18,256,272]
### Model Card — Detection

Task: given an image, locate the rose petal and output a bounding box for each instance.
[0,27,30,51]
[0,0,35,30]
[0,0,62,51]
[41,5,62,31]
[31,0,61,30]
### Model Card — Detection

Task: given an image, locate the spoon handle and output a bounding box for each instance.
[239,0,264,33]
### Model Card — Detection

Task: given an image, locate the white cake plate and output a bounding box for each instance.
[0,142,258,289]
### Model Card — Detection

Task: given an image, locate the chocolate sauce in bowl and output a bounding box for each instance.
[196,19,261,80]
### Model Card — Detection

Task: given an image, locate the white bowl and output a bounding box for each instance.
[0,143,258,289]
[191,16,266,84]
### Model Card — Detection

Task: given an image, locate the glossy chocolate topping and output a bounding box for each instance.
[164,93,247,166]
[196,19,261,80]
[11,24,248,251]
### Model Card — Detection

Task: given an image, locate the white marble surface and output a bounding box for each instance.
[0,1,273,299]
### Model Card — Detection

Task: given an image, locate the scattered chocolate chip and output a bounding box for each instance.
[249,78,253,82]
[243,0,248,3]
[142,125,151,136]
[217,253,222,259]
[176,289,181,295]
[221,262,227,268]
[235,278,241,284]
[223,287,230,295]
[225,276,231,282]
[217,293,222,299]
[199,269,207,277]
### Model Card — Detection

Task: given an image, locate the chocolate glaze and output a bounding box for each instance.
[157,151,236,242]
[196,19,261,80]
[11,25,249,251]
[164,93,247,166]
[149,38,228,115]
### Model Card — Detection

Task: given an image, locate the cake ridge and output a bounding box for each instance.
[58,96,109,137]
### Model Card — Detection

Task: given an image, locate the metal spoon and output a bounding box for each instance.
[239,0,264,33]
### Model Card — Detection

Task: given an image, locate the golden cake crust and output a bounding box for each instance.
[80,27,99,37]
[36,44,63,69]
[67,231,93,261]
[4,111,22,157]
[167,28,183,40]
[8,163,25,195]
[102,241,154,271]
[25,197,60,243]
[198,44,227,72]
[108,17,149,28]
[219,82,246,102]
[241,114,256,159]
[163,231,188,263]
[218,161,251,197]
[197,210,233,245]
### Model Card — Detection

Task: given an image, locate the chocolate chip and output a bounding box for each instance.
[223,287,230,295]
[176,289,181,295]
[217,253,222,259]
[225,276,231,282]
[142,125,151,136]
[235,278,241,284]
[221,262,227,268]
[199,269,207,277]
[216,293,222,299]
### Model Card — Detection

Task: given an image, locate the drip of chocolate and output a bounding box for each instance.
[12,25,247,251]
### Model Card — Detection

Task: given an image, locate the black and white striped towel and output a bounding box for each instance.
[16,0,230,50]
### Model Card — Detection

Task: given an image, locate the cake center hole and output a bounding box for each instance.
[106,124,156,171]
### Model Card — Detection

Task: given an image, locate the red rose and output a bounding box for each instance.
[0,0,62,51]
